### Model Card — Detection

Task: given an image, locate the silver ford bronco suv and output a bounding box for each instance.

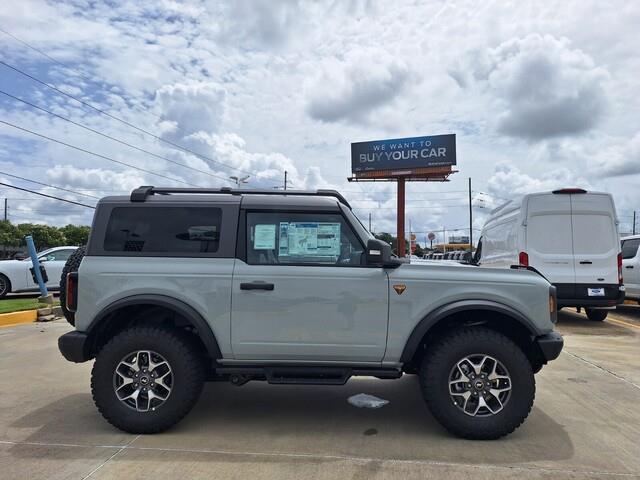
[58,186,563,439]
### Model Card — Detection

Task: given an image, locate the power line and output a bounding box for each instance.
[0,59,254,176]
[0,120,199,187]
[0,170,99,199]
[0,25,164,121]
[0,89,234,184]
[0,182,95,208]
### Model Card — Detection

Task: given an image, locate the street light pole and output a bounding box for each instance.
[229,175,250,186]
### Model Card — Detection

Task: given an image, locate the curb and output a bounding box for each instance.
[0,309,37,328]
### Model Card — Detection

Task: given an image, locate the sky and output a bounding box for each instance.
[0,0,639,244]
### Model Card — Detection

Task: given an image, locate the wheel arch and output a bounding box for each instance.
[85,294,222,361]
[400,300,543,368]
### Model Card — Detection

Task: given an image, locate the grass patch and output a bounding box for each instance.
[0,298,60,315]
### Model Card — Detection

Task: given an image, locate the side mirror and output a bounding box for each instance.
[366,239,402,268]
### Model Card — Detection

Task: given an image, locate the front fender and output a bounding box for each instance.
[398,299,542,363]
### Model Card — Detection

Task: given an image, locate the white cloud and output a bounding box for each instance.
[453,34,609,140]
[157,82,227,142]
[305,51,413,124]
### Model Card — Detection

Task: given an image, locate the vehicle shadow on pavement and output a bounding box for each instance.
[557,310,633,336]
[8,393,135,456]
[7,379,573,467]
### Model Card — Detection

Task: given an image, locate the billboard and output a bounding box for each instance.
[351,134,456,174]
[449,235,469,244]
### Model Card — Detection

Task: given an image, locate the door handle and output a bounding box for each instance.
[579,261,592,265]
[240,281,275,291]
[626,265,634,269]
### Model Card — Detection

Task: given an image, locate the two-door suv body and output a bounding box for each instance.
[59,187,563,439]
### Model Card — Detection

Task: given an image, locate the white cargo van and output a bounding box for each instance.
[621,234,640,302]
[476,188,624,321]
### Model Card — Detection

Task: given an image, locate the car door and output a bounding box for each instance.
[621,238,640,297]
[39,248,76,288]
[231,210,389,362]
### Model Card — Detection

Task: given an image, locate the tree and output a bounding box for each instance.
[413,244,425,257]
[0,220,20,248]
[61,224,91,245]
[18,224,66,251]
[374,232,409,256]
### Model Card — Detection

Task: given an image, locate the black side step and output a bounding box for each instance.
[214,366,402,385]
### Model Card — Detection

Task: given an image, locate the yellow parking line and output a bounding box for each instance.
[606,316,640,331]
[0,310,37,328]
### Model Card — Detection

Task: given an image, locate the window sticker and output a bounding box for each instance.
[254,224,276,250]
[278,222,341,257]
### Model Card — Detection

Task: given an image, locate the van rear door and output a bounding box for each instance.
[525,193,575,288]
[570,193,619,292]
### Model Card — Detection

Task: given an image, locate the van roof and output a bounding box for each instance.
[489,189,612,215]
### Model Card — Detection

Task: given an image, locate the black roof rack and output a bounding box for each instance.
[129,186,352,209]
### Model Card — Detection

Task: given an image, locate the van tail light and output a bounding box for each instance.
[519,251,529,267]
[618,252,623,285]
[66,272,78,312]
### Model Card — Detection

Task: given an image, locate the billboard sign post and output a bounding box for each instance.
[349,134,457,257]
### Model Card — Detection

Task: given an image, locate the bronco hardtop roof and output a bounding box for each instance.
[127,186,352,209]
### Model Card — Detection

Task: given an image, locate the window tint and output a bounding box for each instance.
[246,212,364,266]
[104,207,221,254]
[621,238,640,259]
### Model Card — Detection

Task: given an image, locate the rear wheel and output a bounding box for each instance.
[419,327,535,440]
[585,308,608,322]
[91,325,205,434]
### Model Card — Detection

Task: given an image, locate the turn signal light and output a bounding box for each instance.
[549,294,556,314]
[518,251,529,267]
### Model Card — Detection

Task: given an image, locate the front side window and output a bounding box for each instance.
[621,238,640,259]
[246,212,364,266]
[104,207,222,254]
[42,249,75,262]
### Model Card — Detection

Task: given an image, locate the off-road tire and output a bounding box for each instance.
[419,327,535,440]
[585,308,608,322]
[59,246,85,326]
[0,273,11,299]
[91,325,205,434]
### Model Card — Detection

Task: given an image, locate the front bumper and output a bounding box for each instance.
[58,331,91,363]
[534,331,564,362]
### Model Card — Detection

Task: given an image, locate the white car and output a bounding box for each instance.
[0,246,78,298]
[621,234,640,302]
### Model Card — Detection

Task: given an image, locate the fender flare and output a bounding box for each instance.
[87,294,222,359]
[399,299,541,363]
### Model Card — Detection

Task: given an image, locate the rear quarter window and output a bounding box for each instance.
[621,238,640,259]
[103,206,222,255]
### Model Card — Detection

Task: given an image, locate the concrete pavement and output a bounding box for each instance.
[0,310,638,479]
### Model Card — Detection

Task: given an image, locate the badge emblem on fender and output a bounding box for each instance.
[393,284,407,295]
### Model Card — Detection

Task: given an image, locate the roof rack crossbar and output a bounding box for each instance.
[129,186,352,208]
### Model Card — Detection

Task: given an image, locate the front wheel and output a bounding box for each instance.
[585,309,608,322]
[0,274,10,299]
[91,325,205,434]
[419,328,535,440]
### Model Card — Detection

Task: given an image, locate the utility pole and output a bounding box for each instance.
[368,212,372,232]
[397,177,406,257]
[634,211,637,235]
[442,226,447,253]
[284,171,288,191]
[3,198,6,221]
[468,177,473,252]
